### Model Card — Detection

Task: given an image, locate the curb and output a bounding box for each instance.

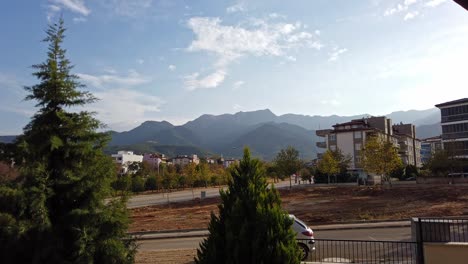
[131,221,411,241]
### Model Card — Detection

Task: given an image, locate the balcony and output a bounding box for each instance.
[442,132,468,140]
[316,141,327,148]
[441,113,468,123]
[316,129,332,137]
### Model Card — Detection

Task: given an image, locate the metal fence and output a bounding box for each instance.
[415,217,468,243]
[299,239,418,264]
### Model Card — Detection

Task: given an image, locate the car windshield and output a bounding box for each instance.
[295,218,308,229]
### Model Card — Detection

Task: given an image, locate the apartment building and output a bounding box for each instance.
[393,123,422,168]
[111,150,143,174]
[435,98,468,158]
[143,153,166,169]
[171,154,200,167]
[420,136,443,164]
[316,116,421,177]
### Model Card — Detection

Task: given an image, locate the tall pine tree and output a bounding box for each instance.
[0,19,135,263]
[196,148,301,264]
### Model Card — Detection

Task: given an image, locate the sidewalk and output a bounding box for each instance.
[131,220,411,240]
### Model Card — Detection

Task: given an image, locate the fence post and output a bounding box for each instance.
[416,217,425,264]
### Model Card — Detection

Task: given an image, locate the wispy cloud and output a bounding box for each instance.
[137,59,145,64]
[73,17,87,23]
[168,65,176,71]
[185,16,322,90]
[102,0,153,17]
[49,0,91,16]
[184,70,227,91]
[404,11,419,20]
[77,70,151,89]
[226,2,245,13]
[233,104,242,110]
[328,46,347,62]
[425,0,448,7]
[320,99,341,106]
[384,0,447,20]
[232,80,244,90]
[91,88,164,131]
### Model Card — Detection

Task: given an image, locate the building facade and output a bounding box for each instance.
[420,136,443,164]
[171,154,200,167]
[435,98,468,158]
[111,150,143,174]
[316,116,422,178]
[143,153,166,169]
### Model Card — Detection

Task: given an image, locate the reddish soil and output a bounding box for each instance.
[130,184,468,233]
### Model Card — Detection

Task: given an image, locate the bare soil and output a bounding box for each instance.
[136,250,196,264]
[130,184,468,233]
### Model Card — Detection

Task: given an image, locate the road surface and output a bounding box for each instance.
[128,180,294,208]
[137,227,411,251]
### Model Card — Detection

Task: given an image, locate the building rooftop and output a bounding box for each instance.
[435,98,468,108]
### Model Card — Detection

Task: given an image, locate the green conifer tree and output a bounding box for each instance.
[0,19,135,263]
[196,148,301,264]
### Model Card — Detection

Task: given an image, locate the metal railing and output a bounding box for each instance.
[416,217,468,243]
[299,238,418,263]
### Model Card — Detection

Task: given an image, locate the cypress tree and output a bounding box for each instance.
[195,148,301,264]
[0,19,135,263]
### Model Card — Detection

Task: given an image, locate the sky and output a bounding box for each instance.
[0,0,467,135]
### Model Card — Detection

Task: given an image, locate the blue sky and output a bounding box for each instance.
[0,0,467,134]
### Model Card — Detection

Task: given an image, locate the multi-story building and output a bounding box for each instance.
[316,116,421,178]
[420,136,443,164]
[435,98,468,158]
[223,159,238,168]
[111,150,143,174]
[393,123,422,168]
[143,153,166,169]
[171,154,200,167]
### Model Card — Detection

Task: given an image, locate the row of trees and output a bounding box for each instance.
[113,161,231,194]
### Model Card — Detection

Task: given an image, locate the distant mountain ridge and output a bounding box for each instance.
[107,108,442,160]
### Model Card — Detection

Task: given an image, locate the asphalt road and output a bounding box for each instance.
[127,180,294,208]
[137,227,411,251]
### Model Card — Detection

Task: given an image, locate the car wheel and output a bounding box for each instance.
[298,243,309,261]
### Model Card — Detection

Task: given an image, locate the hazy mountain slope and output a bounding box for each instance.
[416,123,442,139]
[0,136,16,143]
[109,121,174,145]
[219,122,319,160]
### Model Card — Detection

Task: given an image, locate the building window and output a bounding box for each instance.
[329,134,336,141]
[330,145,337,151]
[355,143,361,151]
[354,131,361,139]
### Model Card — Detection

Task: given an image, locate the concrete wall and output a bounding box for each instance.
[337,132,355,168]
[424,242,468,264]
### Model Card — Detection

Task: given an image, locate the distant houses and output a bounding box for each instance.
[435,98,468,159]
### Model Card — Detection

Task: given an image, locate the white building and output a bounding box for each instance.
[111,151,143,174]
[223,159,238,168]
[143,153,166,169]
[436,98,468,159]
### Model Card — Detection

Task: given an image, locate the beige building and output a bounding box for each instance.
[316,116,422,178]
[171,154,200,167]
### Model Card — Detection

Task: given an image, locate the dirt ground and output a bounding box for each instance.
[130,184,468,233]
[132,184,468,264]
[135,250,196,264]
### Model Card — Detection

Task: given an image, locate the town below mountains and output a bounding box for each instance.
[0,108,441,160]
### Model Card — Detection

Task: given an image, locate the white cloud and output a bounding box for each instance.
[73,17,87,23]
[425,0,448,7]
[328,47,348,62]
[184,70,227,91]
[137,59,145,64]
[404,11,419,20]
[320,99,341,106]
[226,3,245,13]
[232,80,244,90]
[404,0,419,6]
[77,70,151,89]
[49,0,91,16]
[102,0,153,17]
[233,104,242,110]
[186,16,321,89]
[91,88,164,131]
[168,65,176,71]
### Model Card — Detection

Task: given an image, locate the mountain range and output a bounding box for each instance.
[104,108,441,160]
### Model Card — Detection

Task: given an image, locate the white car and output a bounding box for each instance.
[289,214,315,260]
